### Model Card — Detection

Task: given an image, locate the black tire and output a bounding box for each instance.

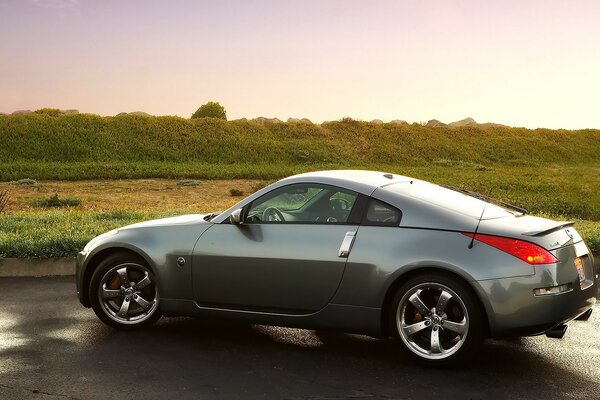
[389,272,484,366]
[89,252,162,329]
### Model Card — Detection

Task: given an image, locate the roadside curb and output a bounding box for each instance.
[0,258,75,277]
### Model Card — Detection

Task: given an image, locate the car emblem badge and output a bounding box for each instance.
[177,257,186,266]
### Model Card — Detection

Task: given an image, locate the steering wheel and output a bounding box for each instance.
[330,198,352,212]
[263,206,285,222]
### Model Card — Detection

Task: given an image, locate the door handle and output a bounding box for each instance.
[338,231,357,258]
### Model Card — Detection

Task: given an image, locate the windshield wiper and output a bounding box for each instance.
[442,186,528,215]
[203,212,221,221]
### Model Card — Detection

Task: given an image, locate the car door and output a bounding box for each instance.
[192,183,364,313]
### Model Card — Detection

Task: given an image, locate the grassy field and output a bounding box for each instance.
[1,165,598,218]
[0,113,598,258]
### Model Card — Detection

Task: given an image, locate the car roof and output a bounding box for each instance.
[279,170,414,195]
[211,169,504,229]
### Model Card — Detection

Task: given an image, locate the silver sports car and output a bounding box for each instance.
[76,170,597,365]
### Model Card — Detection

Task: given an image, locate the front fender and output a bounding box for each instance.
[77,222,211,307]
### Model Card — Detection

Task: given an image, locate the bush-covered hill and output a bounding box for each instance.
[1,113,599,169]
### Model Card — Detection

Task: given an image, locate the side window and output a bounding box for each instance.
[363,199,401,226]
[245,183,359,224]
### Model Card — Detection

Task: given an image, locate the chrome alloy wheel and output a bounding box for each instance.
[97,263,159,325]
[396,282,469,360]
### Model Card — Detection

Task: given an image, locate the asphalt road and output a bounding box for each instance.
[1,277,599,400]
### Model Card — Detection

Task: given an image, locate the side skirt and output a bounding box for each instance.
[160,299,384,337]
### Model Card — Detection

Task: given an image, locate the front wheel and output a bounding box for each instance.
[390,273,484,366]
[89,253,162,329]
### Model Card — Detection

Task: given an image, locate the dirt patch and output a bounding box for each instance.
[0,179,268,213]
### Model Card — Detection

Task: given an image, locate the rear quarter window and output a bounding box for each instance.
[363,199,401,226]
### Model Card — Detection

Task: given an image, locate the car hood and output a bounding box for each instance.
[119,214,209,231]
[83,214,211,253]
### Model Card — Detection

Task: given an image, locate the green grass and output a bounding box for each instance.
[229,188,245,197]
[176,179,201,187]
[577,220,600,255]
[0,161,301,181]
[9,178,38,185]
[31,194,82,208]
[0,209,188,258]
[1,114,599,175]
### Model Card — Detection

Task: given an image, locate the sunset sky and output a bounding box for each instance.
[1,0,599,129]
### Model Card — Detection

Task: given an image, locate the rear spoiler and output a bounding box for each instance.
[522,222,574,237]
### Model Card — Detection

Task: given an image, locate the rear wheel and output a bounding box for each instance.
[390,273,484,366]
[89,253,161,329]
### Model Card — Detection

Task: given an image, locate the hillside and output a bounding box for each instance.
[1,113,599,170]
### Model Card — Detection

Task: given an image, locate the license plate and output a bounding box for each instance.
[574,257,585,282]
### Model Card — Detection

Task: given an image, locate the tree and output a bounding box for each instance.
[191,102,227,120]
[34,108,62,116]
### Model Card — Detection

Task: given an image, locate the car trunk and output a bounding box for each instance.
[477,215,580,250]
[478,214,595,289]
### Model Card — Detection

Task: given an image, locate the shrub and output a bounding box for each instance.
[293,150,310,162]
[229,188,244,197]
[251,180,274,193]
[93,210,145,221]
[177,179,201,187]
[34,108,62,116]
[0,191,8,214]
[191,102,227,120]
[433,159,488,171]
[10,178,38,186]
[32,194,81,208]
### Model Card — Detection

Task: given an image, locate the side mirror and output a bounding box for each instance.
[229,208,244,225]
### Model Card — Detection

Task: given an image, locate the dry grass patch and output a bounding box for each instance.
[0,179,269,213]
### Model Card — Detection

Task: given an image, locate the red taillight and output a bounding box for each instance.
[463,233,559,265]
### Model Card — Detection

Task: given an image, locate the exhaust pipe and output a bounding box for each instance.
[545,323,568,339]
[575,308,592,321]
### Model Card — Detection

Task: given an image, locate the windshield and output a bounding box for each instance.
[254,187,323,212]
